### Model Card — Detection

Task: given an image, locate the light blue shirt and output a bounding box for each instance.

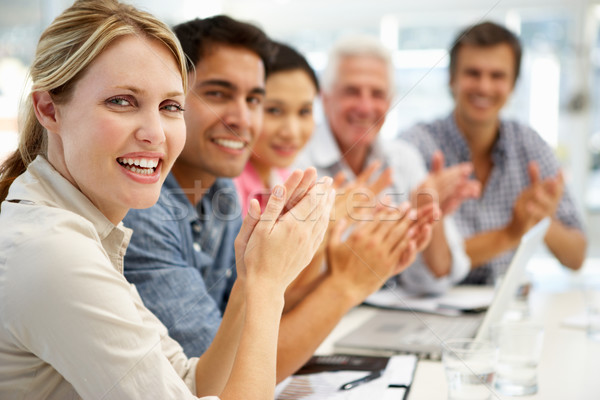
[123,173,240,357]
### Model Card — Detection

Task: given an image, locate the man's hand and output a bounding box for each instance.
[325,205,418,303]
[331,161,393,222]
[413,150,481,216]
[506,161,564,240]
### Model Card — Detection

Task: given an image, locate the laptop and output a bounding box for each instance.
[334,217,551,360]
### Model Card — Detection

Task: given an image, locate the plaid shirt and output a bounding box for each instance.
[403,113,584,284]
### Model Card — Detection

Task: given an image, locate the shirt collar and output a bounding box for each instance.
[448,112,509,167]
[162,173,198,225]
[163,173,239,223]
[7,156,128,240]
[446,113,473,163]
[310,121,389,177]
[492,121,509,166]
[6,156,131,272]
[203,177,239,217]
[310,122,344,169]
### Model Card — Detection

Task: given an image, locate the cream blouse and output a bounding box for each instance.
[0,156,219,400]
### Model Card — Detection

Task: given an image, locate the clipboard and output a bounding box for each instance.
[275,354,417,400]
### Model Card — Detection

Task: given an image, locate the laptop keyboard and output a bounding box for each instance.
[399,318,481,360]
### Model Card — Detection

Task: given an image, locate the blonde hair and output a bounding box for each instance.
[0,0,187,206]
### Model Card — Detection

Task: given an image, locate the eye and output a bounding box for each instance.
[247,95,263,107]
[372,90,387,100]
[299,107,312,117]
[107,96,132,107]
[204,90,227,100]
[342,87,360,97]
[265,106,283,116]
[162,102,185,113]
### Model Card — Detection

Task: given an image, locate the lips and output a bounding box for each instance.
[271,144,298,157]
[468,94,494,109]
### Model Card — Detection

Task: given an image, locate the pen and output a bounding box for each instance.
[339,370,383,391]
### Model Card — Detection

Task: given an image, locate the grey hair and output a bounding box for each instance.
[320,34,395,96]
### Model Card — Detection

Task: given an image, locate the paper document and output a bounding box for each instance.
[365,285,495,315]
[274,355,416,400]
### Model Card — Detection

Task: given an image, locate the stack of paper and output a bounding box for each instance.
[274,355,417,400]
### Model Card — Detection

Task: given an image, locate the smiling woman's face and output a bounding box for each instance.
[251,69,317,170]
[47,35,186,223]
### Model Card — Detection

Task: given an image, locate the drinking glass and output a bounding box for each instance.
[492,321,544,396]
[442,339,497,400]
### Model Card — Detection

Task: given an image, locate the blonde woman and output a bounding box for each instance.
[0,1,333,399]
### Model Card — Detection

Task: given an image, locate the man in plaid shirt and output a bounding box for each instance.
[403,21,586,284]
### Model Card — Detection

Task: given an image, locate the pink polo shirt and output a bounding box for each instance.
[234,162,291,217]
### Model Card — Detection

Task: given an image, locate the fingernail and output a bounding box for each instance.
[273,185,284,199]
[408,209,417,220]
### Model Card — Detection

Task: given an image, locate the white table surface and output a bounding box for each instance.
[315,258,600,399]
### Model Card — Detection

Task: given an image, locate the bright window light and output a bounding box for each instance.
[529,55,560,148]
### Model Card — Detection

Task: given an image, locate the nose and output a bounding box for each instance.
[355,92,375,116]
[279,115,300,141]
[476,74,493,94]
[135,109,166,145]
[222,97,252,133]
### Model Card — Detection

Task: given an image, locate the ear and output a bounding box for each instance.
[32,91,59,134]
[321,90,331,111]
[448,75,457,99]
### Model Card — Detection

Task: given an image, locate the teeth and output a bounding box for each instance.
[214,138,245,150]
[121,165,155,175]
[117,157,159,175]
[471,96,491,108]
[349,117,373,127]
[117,157,159,168]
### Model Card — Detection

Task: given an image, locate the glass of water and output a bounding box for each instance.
[492,321,544,396]
[442,339,497,400]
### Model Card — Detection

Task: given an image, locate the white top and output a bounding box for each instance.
[294,123,470,294]
[0,156,218,400]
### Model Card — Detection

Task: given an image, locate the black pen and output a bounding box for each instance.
[339,370,383,391]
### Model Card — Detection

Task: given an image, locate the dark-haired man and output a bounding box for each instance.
[123,15,424,385]
[403,21,586,284]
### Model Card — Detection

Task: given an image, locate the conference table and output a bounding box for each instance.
[315,256,600,399]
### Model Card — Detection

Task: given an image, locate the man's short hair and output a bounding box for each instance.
[449,21,522,83]
[321,34,394,95]
[173,15,276,75]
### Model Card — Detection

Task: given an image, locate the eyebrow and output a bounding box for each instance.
[197,79,266,96]
[114,86,184,98]
[265,99,314,106]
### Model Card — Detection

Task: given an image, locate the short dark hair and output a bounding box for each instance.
[269,41,319,91]
[173,15,276,74]
[449,21,522,82]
